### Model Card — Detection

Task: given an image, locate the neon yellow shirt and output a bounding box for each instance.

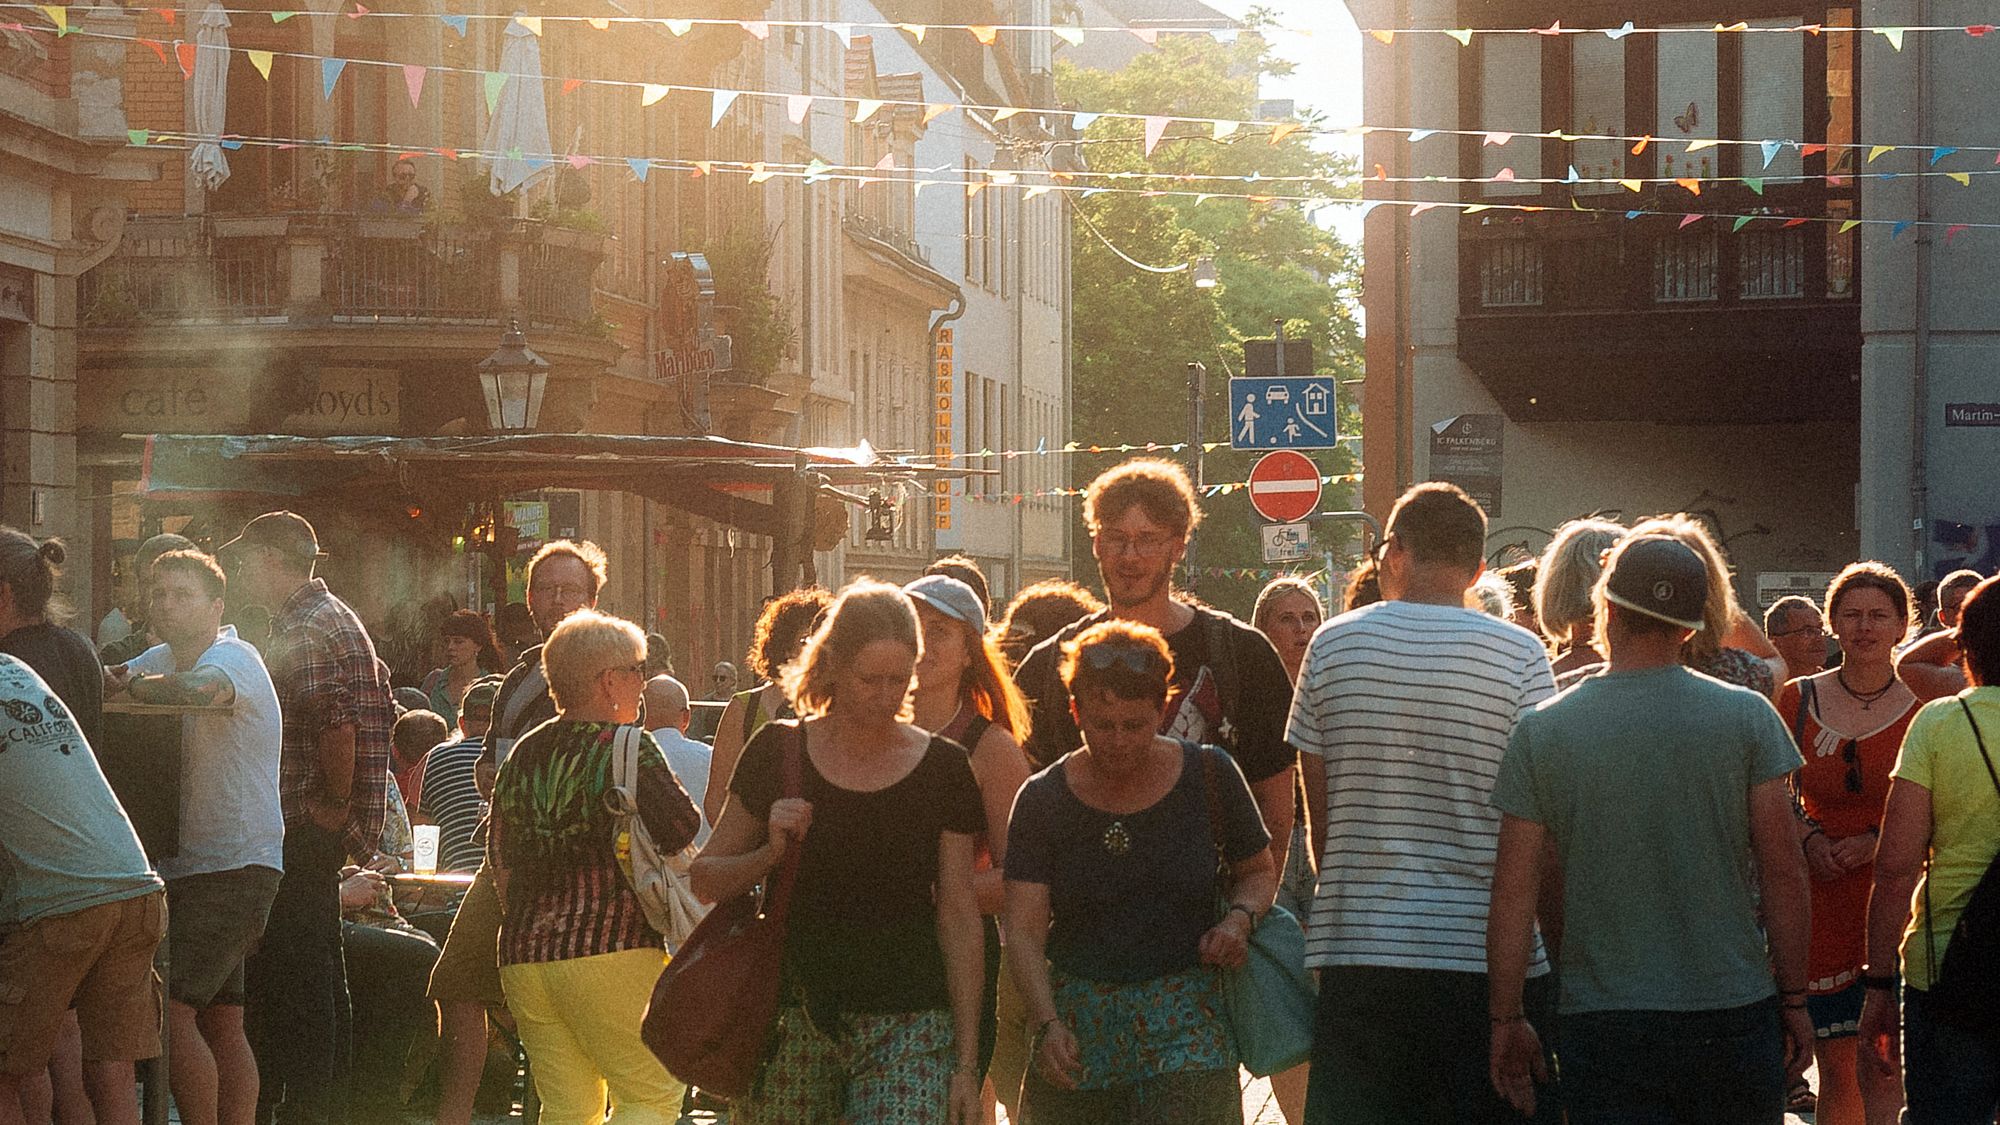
[1892,687,2000,990]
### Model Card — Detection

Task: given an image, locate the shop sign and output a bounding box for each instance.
[654,252,733,383]
[83,367,400,436]
[934,327,955,536]
[1945,403,2000,427]
[1428,414,1504,518]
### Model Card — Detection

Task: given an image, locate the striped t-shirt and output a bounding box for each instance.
[1287,600,1555,975]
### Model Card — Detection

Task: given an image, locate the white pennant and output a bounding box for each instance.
[711,89,738,126]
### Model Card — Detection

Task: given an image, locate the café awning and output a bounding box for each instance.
[138,432,973,542]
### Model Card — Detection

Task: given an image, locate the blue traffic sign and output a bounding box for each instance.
[1228,377,1338,450]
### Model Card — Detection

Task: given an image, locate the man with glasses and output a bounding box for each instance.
[1013,458,1298,873]
[429,539,607,1125]
[373,161,431,214]
[1765,595,1830,679]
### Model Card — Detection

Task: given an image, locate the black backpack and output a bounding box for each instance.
[1925,699,2000,1030]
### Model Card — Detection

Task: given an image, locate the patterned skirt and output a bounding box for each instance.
[1019,965,1239,1125]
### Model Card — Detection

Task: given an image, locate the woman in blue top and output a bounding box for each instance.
[1005,620,1276,1123]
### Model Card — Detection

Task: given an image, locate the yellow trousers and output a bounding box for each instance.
[499,947,684,1125]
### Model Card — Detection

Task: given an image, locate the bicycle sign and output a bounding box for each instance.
[1229,377,1338,450]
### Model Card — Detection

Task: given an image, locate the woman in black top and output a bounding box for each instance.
[692,579,985,1125]
[0,528,103,748]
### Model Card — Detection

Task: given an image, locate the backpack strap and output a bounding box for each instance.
[1957,700,2000,799]
[1202,610,1242,750]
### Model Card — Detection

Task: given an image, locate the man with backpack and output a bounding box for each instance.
[427,539,608,1125]
[1013,458,1298,869]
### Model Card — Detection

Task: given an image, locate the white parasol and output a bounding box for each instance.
[188,1,231,192]
[482,15,553,196]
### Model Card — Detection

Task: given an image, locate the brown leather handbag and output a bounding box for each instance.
[641,721,804,1098]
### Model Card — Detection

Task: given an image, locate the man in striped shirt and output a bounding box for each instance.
[1288,482,1559,1124]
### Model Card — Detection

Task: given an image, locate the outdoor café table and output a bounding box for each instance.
[100,697,228,1125]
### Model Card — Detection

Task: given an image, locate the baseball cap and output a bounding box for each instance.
[460,676,504,717]
[1602,535,1709,632]
[218,511,327,564]
[904,574,986,629]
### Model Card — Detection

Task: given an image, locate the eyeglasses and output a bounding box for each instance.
[1768,626,1831,640]
[1372,535,1395,565]
[530,583,591,601]
[1079,646,1165,676]
[1094,533,1178,559]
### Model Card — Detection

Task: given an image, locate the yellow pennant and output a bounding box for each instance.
[248,49,273,79]
[640,84,669,106]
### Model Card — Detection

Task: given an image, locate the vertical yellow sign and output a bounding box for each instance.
[934,328,954,531]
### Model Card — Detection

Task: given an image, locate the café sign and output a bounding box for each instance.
[85,367,402,435]
[654,252,734,430]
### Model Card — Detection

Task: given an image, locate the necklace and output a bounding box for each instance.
[1101,820,1132,856]
[1837,668,1898,710]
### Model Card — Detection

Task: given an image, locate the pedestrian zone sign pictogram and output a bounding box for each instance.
[1247,450,1323,524]
[1229,377,1337,450]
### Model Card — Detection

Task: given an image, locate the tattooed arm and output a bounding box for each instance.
[125,665,237,708]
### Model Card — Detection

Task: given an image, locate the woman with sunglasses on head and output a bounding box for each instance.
[1005,621,1276,1124]
[1775,563,1919,1125]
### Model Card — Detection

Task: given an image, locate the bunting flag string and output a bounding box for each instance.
[107,127,2000,247]
[950,472,1365,504]
[21,7,2000,170]
[20,2,2000,51]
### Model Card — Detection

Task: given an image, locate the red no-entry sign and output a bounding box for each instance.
[1247,450,1322,523]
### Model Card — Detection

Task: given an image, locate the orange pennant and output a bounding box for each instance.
[139,36,169,67]
[968,25,996,45]
[561,77,582,94]
[154,6,172,22]
[175,40,195,78]
[1631,135,1651,155]
[1675,178,1702,194]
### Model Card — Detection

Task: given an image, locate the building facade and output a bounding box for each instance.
[1349,0,1895,599]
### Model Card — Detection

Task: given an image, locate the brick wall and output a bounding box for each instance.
[122,19,184,213]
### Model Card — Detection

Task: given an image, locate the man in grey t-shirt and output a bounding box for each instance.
[1486,535,1813,1123]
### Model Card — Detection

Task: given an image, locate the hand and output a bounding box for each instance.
[1804,833,1846,882]
[339,869,385,910]
[1198,913,1252,970]
[767,798,813,855]
[1829,832,1878,873]
[104,664,131,695]
[1489,1019,1548,1117]
[1858,989,1902,1078]
[946,1069,980,1125]
[1035,1020,1082,1091]
[366,852,404,876]
[1781,1004,1815,1084]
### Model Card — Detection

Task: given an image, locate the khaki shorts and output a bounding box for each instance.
[426,863,504,1006]
[0,891,167,1076]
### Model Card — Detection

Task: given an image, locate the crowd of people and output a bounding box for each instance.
[1,454,1998,1125]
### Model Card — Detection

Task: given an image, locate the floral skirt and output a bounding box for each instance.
[1019,965,1238,1124]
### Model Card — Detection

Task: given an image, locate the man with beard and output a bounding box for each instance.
[1013,458,1296,871]
[427,539,607,1125]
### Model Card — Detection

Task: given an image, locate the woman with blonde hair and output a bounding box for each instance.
[1628,515,1787,697]
[692,580,985,1123]
[1532,518,1626,679]
[486,609,703,1125]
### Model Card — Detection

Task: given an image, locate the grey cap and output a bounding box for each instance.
[904,574,986,629]
[1603,535,1709,632]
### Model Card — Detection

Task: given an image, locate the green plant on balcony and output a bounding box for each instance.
[449,163,520,226]
[703,230,795,384]
[526,198,608,234]
[82,269,142,326]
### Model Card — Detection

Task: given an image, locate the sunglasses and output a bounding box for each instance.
[1080,646,1164,676]
[1841,738,1862,794]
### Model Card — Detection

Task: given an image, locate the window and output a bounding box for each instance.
[1569,36,1624,191]
[1656,26,1718,181]
[964,162,987,283]
[1743,21,1805,181]
[1480,37,1542,196]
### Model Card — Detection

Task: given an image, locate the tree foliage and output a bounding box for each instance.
[1060,23,1365,618]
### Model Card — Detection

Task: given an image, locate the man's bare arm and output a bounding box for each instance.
[126,666,237,708]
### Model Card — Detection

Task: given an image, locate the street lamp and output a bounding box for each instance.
[477,318,549,432]
[1191,256,1219,289]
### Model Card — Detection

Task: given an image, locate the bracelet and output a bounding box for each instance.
[1227,903,1257,926]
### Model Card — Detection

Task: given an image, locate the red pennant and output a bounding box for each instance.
[1969,24,1996,36]
[396,151,419,161]
[1800,143,1828,157]
[561,77,582,94]
[1783,218,1809,228]
[175,40,195,78]
[435,147,459,159]
[139,36,168,67]
[154,7,173,23]
[1947,224,1972,246]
